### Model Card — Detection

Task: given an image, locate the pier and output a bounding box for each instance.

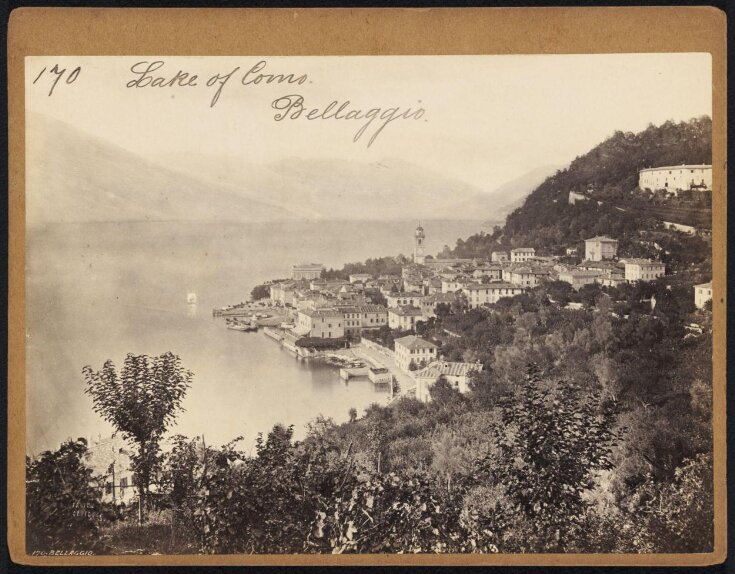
[213,304,289,327]
[340,366,370,380]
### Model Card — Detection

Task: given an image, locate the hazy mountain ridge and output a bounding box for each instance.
[152,154,492,221]
[449,164,562,224]
[26,113,302,224]
[27,113,556,224]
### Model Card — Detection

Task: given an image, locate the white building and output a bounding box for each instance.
[623,259,666,283]
[269,281,297,306]
[557,270,602,290]
[462,282,525,308]
[296,308,344,339]
[394,335,438,372]
[584,236,618,261]
[694,282,713,309]
[338,304,389,335]
[639,164,712,194]
[568,191,589,205]
[472,265,503,281]
[510,248,535,263]
[85,435,137,505]
[386,292,426,308]
[388,305,424,330]
[413,361,483,402]
[491,251,509,263]
[441,277,470,294]
[505,267,540,288]
[292,263,325,281]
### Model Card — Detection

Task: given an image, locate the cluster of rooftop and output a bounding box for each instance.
[262,223,711,402]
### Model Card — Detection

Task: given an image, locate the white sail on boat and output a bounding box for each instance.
[187,292,197,305]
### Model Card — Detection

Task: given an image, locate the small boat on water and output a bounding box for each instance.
[187,292,198,305]
[226,318,258,332]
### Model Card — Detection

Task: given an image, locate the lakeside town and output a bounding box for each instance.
[209,163,713,409]
[25,80,717,555]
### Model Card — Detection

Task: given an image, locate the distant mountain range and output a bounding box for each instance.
[26,112,557,224]
[451,165,562,225]
[26,113,300,224]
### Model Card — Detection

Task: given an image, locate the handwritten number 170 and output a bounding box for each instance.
[32,65,81,96]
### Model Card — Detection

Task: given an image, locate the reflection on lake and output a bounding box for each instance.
[25,219,486,454]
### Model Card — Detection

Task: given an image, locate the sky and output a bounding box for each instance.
[26,53,712,192]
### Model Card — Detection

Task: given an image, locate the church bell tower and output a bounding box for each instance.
[413,223,426,265]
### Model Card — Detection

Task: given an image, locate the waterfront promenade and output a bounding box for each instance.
[350,343,416,401]
[259,327,416,403]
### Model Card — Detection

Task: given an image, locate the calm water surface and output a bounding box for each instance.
[26,219,487,454]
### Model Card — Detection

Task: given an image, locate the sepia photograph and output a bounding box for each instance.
[9,8,725,566]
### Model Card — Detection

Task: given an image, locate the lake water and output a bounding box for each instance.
[26,219,487,455]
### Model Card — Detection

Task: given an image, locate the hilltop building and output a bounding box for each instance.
[510,248,535,263]
[695,282,712,309]
[394,335,437,372]
[584,236,618,261]
[292,263,325,281]
[568,191,588,205]
[638,164,712,194]
[623,259,666,283]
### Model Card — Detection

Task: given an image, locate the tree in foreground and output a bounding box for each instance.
[83,352,192,524]
[26,438,104,552]
[472,364,621,552]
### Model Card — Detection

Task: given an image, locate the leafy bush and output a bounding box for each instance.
[26,439,107,552]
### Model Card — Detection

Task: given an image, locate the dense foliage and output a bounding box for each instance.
[250,284,271,300]
[321,256,408,280]
[31,345,711,554]
[26,439,111,553]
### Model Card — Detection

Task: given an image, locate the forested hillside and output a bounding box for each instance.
[442,117,712,259]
